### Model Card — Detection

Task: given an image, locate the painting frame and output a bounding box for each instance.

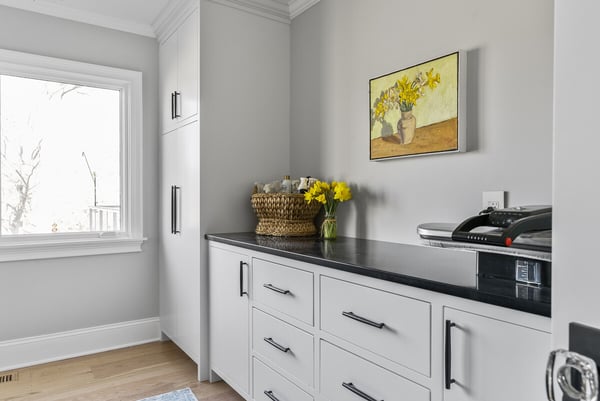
[369,51,466,161]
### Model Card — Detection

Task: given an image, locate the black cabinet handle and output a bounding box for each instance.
[263,283,291,295]
[239,261,248,297]
[342,382,382,401]
[445,319,456,389]
[170,185,175,234]
[342,311,385,329]
[263,390,280,401]
[174,91,181,118]
[172,186,180,234]
[264,337,290,353]
[170,92,175,119]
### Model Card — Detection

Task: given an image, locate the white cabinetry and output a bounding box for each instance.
[443,307,550,401]
[159,7,198,135]
[208,244,250,398]
[207,241,551,401]
[159,121,200,362]
[159,1,200,369]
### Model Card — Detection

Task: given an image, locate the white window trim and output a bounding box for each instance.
[0,48,145,262]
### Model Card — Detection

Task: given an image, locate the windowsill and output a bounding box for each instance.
[0,236,146,262]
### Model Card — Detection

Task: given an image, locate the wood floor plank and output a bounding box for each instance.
[0,341,244,401]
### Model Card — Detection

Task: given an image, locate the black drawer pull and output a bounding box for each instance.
[263,283,291,295]
[445,320,457,389]
[264,390,280,401]
[239,261,248,297]
[342,382,382,401]
[264,337,290,353]
[342,311,385,329]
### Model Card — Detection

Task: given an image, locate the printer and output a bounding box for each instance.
[418,205,551,287]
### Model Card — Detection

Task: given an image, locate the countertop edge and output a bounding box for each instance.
[205,234,551,318]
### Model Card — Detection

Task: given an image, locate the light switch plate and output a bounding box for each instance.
[482,191,505,209]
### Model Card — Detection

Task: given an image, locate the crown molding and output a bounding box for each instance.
[289,0,320,19]
[208,0,289,24]
[0,0,157,37]
[153,0,199,43]
[207,0,319,24]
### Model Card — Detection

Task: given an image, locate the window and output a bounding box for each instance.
[0,49,144,261]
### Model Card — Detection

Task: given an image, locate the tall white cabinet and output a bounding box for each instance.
[157,0,292,379]
[158,2,201,364]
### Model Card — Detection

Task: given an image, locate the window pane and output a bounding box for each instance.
[0,75,121,235]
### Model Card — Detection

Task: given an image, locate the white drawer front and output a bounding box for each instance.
[320,341,429,401]
[320,276,431,375]
[253,308,314,387]
[253,258,314,325]
[253,357,313,401]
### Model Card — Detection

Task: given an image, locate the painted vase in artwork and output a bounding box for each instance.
[398,110,416,144]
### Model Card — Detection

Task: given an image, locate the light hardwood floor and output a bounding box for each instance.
[0,341,244,401]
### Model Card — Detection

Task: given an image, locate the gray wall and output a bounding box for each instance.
[0,6,159,341]
[552,0,600,347]
[291,0,554,244]
[198,0,290,378]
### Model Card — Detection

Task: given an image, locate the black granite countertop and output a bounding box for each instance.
[206,233,551,317]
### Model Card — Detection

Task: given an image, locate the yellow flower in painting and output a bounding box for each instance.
[426,68,441,89]
[397,76,411,93]
[374,101,385,119]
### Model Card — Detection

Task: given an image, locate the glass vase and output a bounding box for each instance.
[322,214,337,240]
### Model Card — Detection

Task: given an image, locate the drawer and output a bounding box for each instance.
[253,258,314,325]
[320,276,431,375]
[320,341,429,401]
[253,308,314,387]
[253,357,313,401]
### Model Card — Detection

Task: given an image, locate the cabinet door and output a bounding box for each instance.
[443,307,550,401]
[159,122,200,363]
[209,245,250,397]
[159,128,181,340]
[176,8,198,123]
[159,30,178,135]
[174,121,200,362]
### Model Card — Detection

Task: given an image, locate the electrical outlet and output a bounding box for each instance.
[482,191,505,210]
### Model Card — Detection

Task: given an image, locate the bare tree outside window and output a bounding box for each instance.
[0,76,120,235]
[1,138,42,234]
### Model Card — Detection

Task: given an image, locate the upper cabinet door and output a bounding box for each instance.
[159,30,178,135]
[177,8,199,123]
[159,7,199,135]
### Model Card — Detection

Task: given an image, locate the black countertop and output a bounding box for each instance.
[206,233,551,317]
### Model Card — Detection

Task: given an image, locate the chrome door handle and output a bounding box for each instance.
[547,349,598,401]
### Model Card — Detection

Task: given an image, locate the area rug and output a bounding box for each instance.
[138,388,198,401]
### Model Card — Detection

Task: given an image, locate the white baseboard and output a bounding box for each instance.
[0,317,161,372]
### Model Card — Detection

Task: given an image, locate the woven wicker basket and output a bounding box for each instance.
[251,193,321,236]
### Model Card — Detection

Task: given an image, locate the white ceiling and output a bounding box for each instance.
[0,0,170,37]
[0,0,317,37]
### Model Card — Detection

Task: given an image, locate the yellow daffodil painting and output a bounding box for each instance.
[369,52,465,160]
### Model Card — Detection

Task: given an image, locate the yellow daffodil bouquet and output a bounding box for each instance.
[373,67,441,121]
[304,180,352,239]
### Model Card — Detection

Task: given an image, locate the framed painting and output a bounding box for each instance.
[369,51,466,160]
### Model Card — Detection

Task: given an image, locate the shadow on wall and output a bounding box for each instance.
[348,184,387,239]
[466,48,480,152]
